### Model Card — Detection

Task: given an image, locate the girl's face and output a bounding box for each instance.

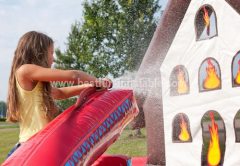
[48,44,54,67]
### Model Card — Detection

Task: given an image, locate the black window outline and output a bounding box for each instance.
[195,4,218,41]
[234,109,240,143]
[232,51,240,87]
[172,113,192,143]
[170,65,190,96]
[201,110,226,166]
[198,57,222,92]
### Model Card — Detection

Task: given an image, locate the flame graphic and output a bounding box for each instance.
[203,59,220,90]
[235,60,240,84]
[203,6,210,36]
[207,112,221,166]
[178,115,190,141]
[177,68,188,94]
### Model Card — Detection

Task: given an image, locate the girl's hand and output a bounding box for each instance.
[95,78,113,90]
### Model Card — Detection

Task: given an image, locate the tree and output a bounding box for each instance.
[55,0,160,76]
[54,0,161,110]
[116,0,160,71]
[0,101,7,118]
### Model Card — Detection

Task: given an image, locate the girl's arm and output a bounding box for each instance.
[17,64,97,84]
[51,84,94,100]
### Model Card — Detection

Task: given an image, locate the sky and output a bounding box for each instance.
[0,0,168,101]
[0,0,85,101]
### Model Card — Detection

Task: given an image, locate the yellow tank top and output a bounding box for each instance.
[16,79,50,143]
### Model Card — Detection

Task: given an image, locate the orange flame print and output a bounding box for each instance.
[235,60,240,84]
[178,115,190,142]
[177,68,188,94]
[207,112,221,166]
[203,6,210,36]
[203,59,220,90]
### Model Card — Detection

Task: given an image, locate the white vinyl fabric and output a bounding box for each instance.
[160,0,240,165]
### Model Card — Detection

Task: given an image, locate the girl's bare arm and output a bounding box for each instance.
[17,64,97,84]
[51,84,94,100]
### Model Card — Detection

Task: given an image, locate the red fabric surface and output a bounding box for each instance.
[92,155,147,166]
[132,157,147,166]
[92,155,131,166]
[2,89,138,166]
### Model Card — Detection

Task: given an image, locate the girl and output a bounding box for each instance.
[6,31,112,158]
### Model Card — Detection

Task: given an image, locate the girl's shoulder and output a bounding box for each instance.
[16,65,40,91]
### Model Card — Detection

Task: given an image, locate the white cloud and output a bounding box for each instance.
[0,0,84,101]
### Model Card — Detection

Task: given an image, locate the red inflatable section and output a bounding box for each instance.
[3,89,139,166]
[92,155,131,166]
[92,155,147,166]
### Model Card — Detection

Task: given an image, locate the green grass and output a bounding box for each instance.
[106,128,147,157]
[0,122,19,129]
[0,122,19,164]
[0,122,146,164]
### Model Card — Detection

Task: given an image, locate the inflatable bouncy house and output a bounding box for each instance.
[134,0,240,165]
[2,88,139,166]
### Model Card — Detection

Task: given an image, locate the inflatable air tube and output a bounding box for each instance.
[3,89,139,166]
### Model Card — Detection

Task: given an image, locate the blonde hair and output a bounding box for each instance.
[7,31,58,122]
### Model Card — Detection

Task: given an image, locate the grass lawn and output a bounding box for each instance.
[106,128,147,157]
[0,122,146,164]
[0,122,19,164]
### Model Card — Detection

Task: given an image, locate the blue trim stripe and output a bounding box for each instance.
[65,98,133,166]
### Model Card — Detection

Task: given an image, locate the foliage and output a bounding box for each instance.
[55,98,77,112]
[55,0,160,77]
[0,118,6,122]
[0,101,7,118]
[54,0,160,110]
